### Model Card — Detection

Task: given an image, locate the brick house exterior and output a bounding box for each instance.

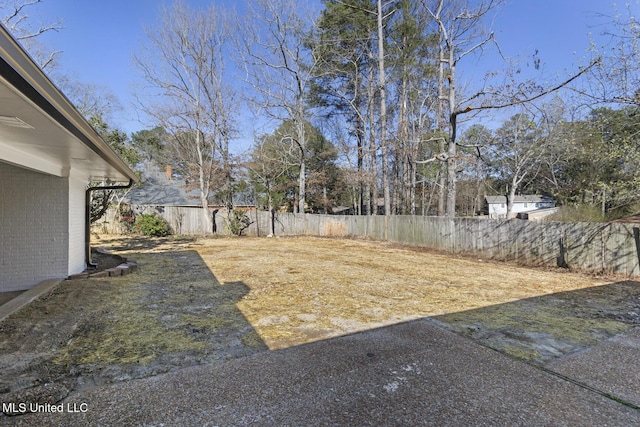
[0,24,137,292]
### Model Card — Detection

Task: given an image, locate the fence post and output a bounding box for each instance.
[384,215,388,241]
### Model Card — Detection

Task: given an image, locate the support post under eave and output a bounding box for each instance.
[85,179,134,269]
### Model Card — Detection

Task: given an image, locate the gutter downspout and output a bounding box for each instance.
[85,179,134,268]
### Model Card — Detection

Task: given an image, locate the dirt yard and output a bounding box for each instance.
[1,235,639,403]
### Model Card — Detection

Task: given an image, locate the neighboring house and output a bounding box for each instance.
[100,162,255,234]
[0,24,137,292]
[485,195,556,220]
[125,163,201,207]
[124,162,255,210]
[332,206,356,215]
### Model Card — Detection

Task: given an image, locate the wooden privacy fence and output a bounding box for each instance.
[97,206,213,235]
[96,207,640,276]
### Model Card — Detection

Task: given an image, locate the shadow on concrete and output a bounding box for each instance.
[0,291,24,306]
[431,280,640,366]
[6,316,640,426]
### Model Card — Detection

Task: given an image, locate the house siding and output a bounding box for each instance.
[489,202,538,219]
[0,162,69,292]
[485,196,556,219]
[68,170,86,275]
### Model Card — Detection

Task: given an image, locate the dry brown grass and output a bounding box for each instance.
[186,236,633,358]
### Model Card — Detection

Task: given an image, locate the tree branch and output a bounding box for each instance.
[455,59,600,116]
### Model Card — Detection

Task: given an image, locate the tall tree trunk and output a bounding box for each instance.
[217,91,233,212]
[436,30,447,217]
[410,161,416,215]
[368,60,379,215]
[357,119,365,215]
[377,0,391,216]
[445,48,457,217]
[267,183,275,235]
[298,158,306,213]
[475,161,484,216]
[506,180,517,219]
[399,53,410,215]
[195,132,213,233]
[297,116,306,214]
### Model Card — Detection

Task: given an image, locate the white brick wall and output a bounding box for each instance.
[68,170,87,275]
[0,161,70,291]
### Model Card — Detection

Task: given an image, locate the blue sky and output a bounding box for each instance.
[493,1,609,69]
[28,0,638,140]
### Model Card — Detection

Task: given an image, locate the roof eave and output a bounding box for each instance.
[0,24,137,183]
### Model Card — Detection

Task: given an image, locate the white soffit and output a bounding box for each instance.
[0,115,33,129]
[0,24,137,182]
[0,78,100,178]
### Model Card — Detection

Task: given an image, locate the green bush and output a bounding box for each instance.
[135,213,171,237]
[548,204,606,223]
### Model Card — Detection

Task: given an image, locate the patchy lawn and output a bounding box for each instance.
[193,236,639,360]
[1,235,639,399]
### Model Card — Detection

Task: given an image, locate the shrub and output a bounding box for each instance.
[135,213,171,237]
[548,204,606,223]
[118,206,136,233]
[226,209,253,236]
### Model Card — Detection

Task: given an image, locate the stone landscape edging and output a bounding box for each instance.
[67,248,138,280]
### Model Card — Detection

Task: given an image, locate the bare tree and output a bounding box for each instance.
[56,77,121,122]
[582,3,640,106]
[239,0,319,213]
[488,112,546,217]
[420,0,598,218]
[248,134,295,235]
[456,124,492,215]
[420,0,503,217]
[1,1,129,126]
[1,0,63,69]
[134,1,236,233]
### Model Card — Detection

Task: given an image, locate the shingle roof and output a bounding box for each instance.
[125,162,255,207]
[126,174,196,206]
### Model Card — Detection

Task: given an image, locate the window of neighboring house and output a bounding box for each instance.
[524,203,528,208]
[501,203,505,208]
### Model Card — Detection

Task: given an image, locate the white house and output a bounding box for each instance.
[0,24,137,292]
[485,195,556,220]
